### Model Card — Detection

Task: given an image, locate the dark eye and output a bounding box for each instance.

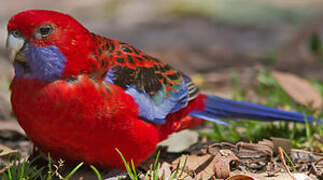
[37,25,54,38]
[11,30,22,38]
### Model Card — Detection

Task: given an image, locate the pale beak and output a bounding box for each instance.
[6,34,26,62]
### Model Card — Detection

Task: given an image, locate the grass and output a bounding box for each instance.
[200,70,323,151]
[116,148,138,180]
[0,154,102,180]
[1,149,190,180]
[116,148,189,180]
[0,155,44,180]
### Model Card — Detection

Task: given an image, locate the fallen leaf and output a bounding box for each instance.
[0,144,19,176]
[171,149,240,179]
[226,174,255,180]
[237,140,273,158]
[271,137,291,153]
[290,149,323,164]
[272,71,322,109]
[0,167,8,175]
[158,162,172,179]
[213,149,240,179]
[0,144,18,157]
[172,154,215,179]
[236,140,274,171]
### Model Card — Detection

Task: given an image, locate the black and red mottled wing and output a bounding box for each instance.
[91,34,199,123]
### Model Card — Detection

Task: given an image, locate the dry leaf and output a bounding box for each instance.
[271,137,291,153]
[172,154,215,179]
[171,149,240,179]
[0,144,18,157]
[237,140,273,158]
[0,167,8,175]
[236,140,273,171]
[271,71,322,109]
[0,144,19,176]
[226,174,255,180]
[290,149,323,164]
[158,162,172,179]
[213,150,240,179]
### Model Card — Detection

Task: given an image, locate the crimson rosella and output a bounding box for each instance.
[6,10,321,169]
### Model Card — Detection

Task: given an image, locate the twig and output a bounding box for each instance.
[313,157,323,166]
[0,167,8,175]
[278,146,296,180]
[308,157,323,176]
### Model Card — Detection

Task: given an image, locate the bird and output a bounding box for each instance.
[6,9,320,169]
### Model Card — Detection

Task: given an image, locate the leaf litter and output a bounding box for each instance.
[137,137,322,180]
[1,123,321,179]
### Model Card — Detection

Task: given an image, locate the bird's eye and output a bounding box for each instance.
[11,30,22,38]
[36,25,54,38]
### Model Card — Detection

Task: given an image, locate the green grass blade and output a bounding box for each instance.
[213,123,224,140]
[90,165,102,180]
[115,148,136,180]
[47,154,53,180]
[228,125,239,141]
[172,158,181,179]
[130,160,137,179]
[63,162,84,180]
[7,166,12,180]
[30,167,44,180]
[18,159,26,180]
[281,148,296,171]
[179,155,188,178]
[153,150,160,169]
[304,114,312,140]
[153,162,160,180]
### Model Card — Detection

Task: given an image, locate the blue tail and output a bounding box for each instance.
[189,95,322,125]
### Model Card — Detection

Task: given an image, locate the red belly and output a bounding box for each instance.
[10,76,160,168]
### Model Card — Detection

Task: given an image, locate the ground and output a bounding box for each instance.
[0,0,322,179]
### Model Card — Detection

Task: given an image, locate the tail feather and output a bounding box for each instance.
[188,111,229,125]
[189,95,321,124]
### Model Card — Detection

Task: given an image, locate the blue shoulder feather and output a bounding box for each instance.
[124,82,189,124]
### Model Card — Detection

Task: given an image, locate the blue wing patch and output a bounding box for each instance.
[104,66,192,124]
[125,82,189,124]
[105,68,115,84]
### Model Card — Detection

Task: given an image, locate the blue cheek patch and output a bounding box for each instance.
[15,44,66,82]
[13,61,25,77]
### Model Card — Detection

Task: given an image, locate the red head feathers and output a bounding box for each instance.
[7,10,98,77]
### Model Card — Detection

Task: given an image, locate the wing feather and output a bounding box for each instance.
[93,34,200,123]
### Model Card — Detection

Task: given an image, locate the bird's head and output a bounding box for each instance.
[6,10,98,82]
